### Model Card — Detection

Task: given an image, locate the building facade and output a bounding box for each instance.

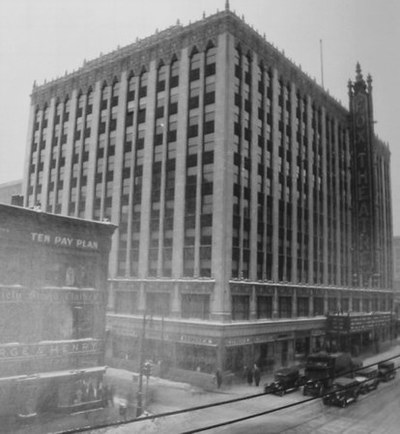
[0,204,115,421]
[23,6,393,375]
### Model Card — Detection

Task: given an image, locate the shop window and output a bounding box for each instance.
[232,295,250,320]
[176,344,216,373]
[181,294,210,319]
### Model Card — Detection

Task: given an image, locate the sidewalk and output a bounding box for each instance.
[102,340,400,417]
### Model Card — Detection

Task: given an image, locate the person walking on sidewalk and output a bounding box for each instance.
[246,365,253,385]
[215,369,222,388]
[253,364,261,387]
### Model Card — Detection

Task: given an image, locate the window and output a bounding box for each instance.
[257,296,272,319]
[278,296,292,318]
[232,295,250,320]
[297,297,309,317]
[115,291,137,314]
[181,294,210,319]
[313,297,324,315]
[146,292,170,316]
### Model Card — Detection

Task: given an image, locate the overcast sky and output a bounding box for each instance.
[0,0,399,232]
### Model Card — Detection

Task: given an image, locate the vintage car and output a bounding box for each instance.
[303,379,326,397]
[354,367,379,393]
[264,367,304,396]
[322,377,360,408]
[378,361,396,382]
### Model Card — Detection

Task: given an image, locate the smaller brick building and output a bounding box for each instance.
[0,203,115,421]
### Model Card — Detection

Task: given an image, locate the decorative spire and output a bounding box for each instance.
[367,73,373,92]
[355,62,363,82]
[225,0,230,11]
[353,62,367,93]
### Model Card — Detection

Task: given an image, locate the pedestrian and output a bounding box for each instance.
[247,366,253,385]
[253,364,261,387]
[109,384,116,407]
[103,384,109,407]
[215,369,222,388]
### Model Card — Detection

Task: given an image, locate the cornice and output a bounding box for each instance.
[31,12,225,107]
[31,9,351,121]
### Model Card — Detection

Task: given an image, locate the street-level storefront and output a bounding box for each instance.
[107,313,326,377]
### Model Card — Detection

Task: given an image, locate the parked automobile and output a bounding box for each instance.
[264,367,304,396]
[354,367,379,393]
[322,377,360,408]
[378,361,396,382]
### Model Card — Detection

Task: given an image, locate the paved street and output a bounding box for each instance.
[6,343,400,433]
[86,343,400,434]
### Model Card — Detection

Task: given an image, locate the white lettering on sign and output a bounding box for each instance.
[31,232,51,243]
[54,236,74,246]
[30,232,99,250]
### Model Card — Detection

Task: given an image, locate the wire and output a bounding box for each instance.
[57,352,400,434]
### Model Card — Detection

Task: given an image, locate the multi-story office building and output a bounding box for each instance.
[23,4,393,375]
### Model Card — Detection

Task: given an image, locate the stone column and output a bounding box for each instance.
[138,60,157,278]
[272,287,279,318]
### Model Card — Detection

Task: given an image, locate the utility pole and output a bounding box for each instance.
[136,311,146,417]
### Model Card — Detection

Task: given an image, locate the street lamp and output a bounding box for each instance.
[136,311,147,417]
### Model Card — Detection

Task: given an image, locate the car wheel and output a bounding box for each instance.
[279,390,285,397]
[341,400,346,408]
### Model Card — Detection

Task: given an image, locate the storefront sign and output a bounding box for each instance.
[0,340,102,361]
[31,232,99,250]
[328,314,391,333]
[178,334,216,346]
[0,287,104,304]
[225,336,253,346]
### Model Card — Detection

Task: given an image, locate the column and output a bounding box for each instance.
[41,97,56,210]
[321,107,328,284]
[290,83,298,282]
[171,282,180,318]
[249,53,259,280]
[110,71,128,278]
[62,89,78,214]
[194,52,205,277]
[85,80,102,219]
[138,59,157,278]
[271,68,280,282]
[250,285,257,320]
[272,287,278,318]
[306,97,314,283]
[334,119,341,284]
[172,49,189,278]
[23,101,37,206]
[210,33,234,321]
[309,291,314,316]
[323,290,328,316]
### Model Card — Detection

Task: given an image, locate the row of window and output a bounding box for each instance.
[113,290,390,321]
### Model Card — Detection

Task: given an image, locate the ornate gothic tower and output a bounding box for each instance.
[349,63,377,287]
[349,63,392,289]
